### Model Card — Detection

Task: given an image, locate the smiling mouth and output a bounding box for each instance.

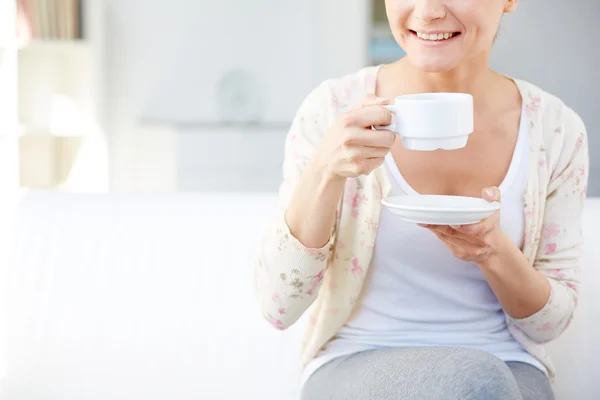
[410,30,461,42]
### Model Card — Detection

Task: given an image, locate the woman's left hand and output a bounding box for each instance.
[419,187,507,266]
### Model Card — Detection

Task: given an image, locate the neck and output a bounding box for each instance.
[397,55,500,108]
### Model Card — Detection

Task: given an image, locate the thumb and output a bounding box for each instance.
[482,186,501,202]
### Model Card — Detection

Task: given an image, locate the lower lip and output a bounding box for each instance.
[411,31,461,46]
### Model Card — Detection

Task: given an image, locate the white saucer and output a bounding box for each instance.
[381,195,500,225]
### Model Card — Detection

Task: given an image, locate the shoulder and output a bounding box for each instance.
[514,78,586,135]
[515,78,588,165]
[288,66,379,142]
[515,79,589,191]
[299,66,380,116]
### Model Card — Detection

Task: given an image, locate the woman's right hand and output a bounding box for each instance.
[284,95,396,249]
[313,95,396,181]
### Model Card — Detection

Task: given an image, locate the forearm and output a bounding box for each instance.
[478,233,551,319]
[285,158,346,248]
[254,158,345,330]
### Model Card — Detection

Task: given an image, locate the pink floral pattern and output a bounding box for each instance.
[254,66,589,382]
[525,95,541,117]
[542,223,560,239]
[537,322,555,332]
[344,178,366,218]
[366,218,379,232]
[545,270,566,280]
[267,315,285,330]
[351,257,364,278]
[306,270,325,296]
[544,243,558,254]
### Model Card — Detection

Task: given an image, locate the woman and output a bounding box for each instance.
[254,1,589,399]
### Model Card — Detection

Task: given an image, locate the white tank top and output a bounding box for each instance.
[301,107,546,386]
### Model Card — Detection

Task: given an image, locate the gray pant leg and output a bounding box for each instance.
[302,346,524,400]
[506,362,555,400]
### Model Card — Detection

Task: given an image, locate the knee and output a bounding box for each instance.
[459,348,511,376]
[449,349,521,399]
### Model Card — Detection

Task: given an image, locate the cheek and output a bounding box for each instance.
[385,1,411,29]
[464,6,503,42]
[448,1,502,39]
[384,2,413,45]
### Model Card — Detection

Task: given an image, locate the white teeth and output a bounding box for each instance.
[416,31,456,41]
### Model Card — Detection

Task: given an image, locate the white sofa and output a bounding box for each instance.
[0,191,598,400]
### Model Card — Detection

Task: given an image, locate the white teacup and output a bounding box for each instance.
[373,92,474,151]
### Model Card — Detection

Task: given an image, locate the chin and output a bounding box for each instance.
[406,55,461,74]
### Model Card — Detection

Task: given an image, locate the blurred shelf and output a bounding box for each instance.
[368,21,405,64]
[4,0,109,193]
[19,134,85,190]
[18,39,91,55]
[145,120,291,131]
[0,124,20,137]
[368,36,405,64]
[371,23,393,38]
[19,126,86,137]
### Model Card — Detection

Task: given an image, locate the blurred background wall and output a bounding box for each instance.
[0,2,598,399]
[1,0,598,195]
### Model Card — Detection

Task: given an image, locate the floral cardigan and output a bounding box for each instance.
[254,65,589,381]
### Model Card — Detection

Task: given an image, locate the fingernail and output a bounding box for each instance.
[485,188,494,197]
[376,97,390,103]
[450,225,460,229]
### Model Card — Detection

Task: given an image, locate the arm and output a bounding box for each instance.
[254,83,340,330]
[425,106,589,344]
[424,187,553,322]
[503,107,589,343]
[478,233,551,321]
[254,87,395,330]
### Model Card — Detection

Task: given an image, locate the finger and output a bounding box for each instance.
[360,95,391,107]
[431,230,485,257]
[430,229,470,247]
[343,104,393,129]
[344,127,396,148]
[447,187,501,237]
[482,186,501,203]
[343,128,397,149]
[421,224,480,244]
[467,187,501,234]
[362,146,392,158]
[433,232,462,251]
[452,211,500,236]
[349,95,390,112]
[345,146,391,161]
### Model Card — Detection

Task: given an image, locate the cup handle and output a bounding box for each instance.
[371,105,396,132]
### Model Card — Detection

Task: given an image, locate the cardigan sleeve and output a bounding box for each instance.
[508,106,589,343]
[253,82,337,330]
